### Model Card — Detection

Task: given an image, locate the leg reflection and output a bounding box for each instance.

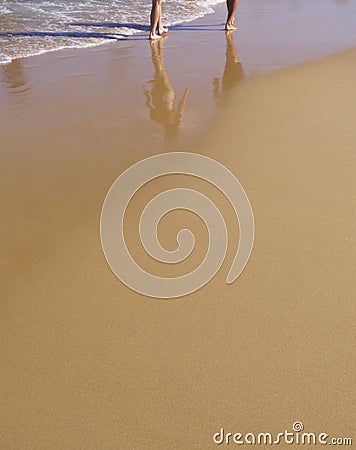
[143,39,190,140]
[213,31,244,102]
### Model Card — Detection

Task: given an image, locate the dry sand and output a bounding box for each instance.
[0,4,355,450]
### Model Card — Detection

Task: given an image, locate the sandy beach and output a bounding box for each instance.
[1,1,355,449]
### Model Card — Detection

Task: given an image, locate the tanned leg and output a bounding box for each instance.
[150,0,162,40]
[158,14,168,35]
[225,0,239,31]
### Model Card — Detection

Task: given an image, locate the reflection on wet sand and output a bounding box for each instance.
[1,59,28,91]
[213,31,244,101]
[143,39,190,140]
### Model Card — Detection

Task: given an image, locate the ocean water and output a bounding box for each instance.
[0,0,224,64]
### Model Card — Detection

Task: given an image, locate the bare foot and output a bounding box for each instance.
[158,27,168,35]
[149,32,162,40]
[225,22,237,31]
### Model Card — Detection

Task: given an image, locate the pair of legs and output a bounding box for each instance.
[226,0,239,31]
[150,0,168,40]
[149,0,238,39]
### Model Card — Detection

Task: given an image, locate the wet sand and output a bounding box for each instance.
[1,2,355,449]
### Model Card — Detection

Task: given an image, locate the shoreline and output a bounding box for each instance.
[0,1,226,66]
[2,0,356,77]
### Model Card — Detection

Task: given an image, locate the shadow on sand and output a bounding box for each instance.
[0,31,128,40]
[67,22,224,32]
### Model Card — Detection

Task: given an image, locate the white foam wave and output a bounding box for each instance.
[0,0,225,64]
